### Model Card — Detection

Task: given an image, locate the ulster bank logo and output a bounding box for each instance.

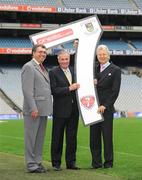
[80,95,95,109]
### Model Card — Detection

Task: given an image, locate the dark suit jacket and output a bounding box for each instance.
[49,66,79,118]
[95,62,121,111]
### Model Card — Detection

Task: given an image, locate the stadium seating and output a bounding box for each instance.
[134,0,142,9]
[1,0,138,9]
[0,66,23,109]
[0,38,132,51]
[63,42,73,49]
[0,97,16,115]
[130,39,142,49]
[100,39,131,50]
[63,0,134,9]
[115,74,142,112]
[0,38,32,48]
[0,0,61,6]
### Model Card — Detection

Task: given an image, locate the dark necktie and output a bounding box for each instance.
[40,63,45,72]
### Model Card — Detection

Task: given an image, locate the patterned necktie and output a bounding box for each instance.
[64,69,72,84]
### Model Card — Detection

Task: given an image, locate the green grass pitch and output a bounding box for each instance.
[0,118,142,180]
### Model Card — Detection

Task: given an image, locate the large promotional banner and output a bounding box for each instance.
[30,15,103,126]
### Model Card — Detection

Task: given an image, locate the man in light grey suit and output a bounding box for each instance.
[21,44,53,173]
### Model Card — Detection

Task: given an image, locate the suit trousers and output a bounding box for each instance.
[24,115,47,171]
[51,113,79,167]
[90,109,113,167]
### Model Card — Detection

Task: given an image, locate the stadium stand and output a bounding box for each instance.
[0,97,16,115]
[134,0,142,9]
[0,38,132,51]
[115,74,142,112]
[0,66,23,109]
[100,39,131,50]
[63,0,134,9]
[131,39,142,49]
[0,0,61,6]
[0,88,22,118]
[0,38,32,48]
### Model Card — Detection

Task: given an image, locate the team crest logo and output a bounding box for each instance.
[80,95,95,109]
[85,22,94,32]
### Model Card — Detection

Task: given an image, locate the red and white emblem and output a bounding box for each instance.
[80,95,95,109]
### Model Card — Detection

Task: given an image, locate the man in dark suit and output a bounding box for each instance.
[49,50,80,171]
[21,44,53,173]
[90,44,121,169]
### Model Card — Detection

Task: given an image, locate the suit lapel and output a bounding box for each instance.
[98,63,113,83]
[31,60,50,82]
[58,67,70,85]
[69,67,74,82]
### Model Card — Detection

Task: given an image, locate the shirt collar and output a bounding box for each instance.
[101,62,110,69]
[33,58,40,65]
[61,67,70,72]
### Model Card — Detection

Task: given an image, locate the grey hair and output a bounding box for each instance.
[32,44,46,55]
[96,44,110,60]
[57,50,70,59]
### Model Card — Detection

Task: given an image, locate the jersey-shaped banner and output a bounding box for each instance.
[30,15,103,126]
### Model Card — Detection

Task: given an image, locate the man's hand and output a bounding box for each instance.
[97,105,106,114]
[31,110,39,120]
[94,78,97,85]
[69,83,80,91]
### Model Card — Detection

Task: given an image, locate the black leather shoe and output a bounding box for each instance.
[38,164,48,172]
[67,166,80,170]
[104,164,113,169]
[28,167,46,173]
[91,165,102,169]
[53,166,62,171]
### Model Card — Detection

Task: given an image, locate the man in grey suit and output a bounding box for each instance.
[21,44,53,173]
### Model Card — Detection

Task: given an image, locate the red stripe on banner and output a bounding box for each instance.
[0,4,56,13]
[23,5,56,12]
[36,29,73,44]
[21,24,41,28]
[0,48,32,54]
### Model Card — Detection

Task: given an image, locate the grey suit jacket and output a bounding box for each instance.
[21,59,53,116]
